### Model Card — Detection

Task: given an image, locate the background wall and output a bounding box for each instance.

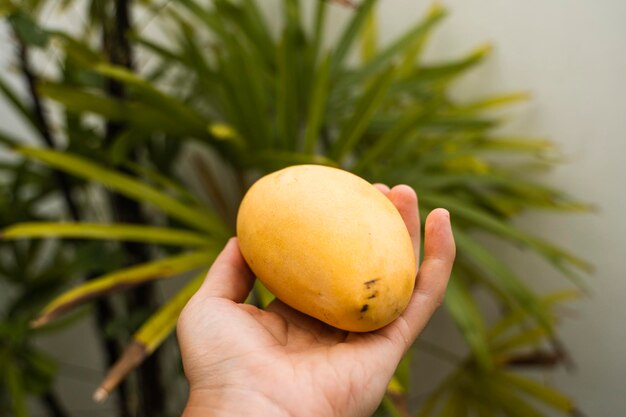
[1,0,625,415]
[379,1,626,415]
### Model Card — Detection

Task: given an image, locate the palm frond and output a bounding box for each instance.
[31,250,214,327]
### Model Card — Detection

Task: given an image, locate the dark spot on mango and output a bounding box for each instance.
[367,291,378,299]
[364,278,380,290]
[360,304,369,313]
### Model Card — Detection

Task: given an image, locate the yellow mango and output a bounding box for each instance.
[236,165,416,332]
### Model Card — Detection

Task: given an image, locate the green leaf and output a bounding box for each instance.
[135,273,206,353]
[38,82,121,118]
[21,348,57,394]
[5,361,28,417]
[479,377,545,417]
[134,36,184,66]
[9,9,49,47]
[92,64,210,137]
[399,4,444,76]
[2,222,212,247]
[416,44,492,83]
[31,305,92,335]
[38,83,204,138]
[386,375,404,394]
[16,147,230,237]
[303,53,332,154]
[311,0,327,62]
[353,102,424,171]
[360,9,378,63]
[444,275,492,369]
[123,160,203,206]
[253,281,275,308]
[32,250,215,327]
[488,290,579,340]
[341,5,446,88]
[276,31,299,148]
[453,92,530,113]
[96,271,210,399]
[499,372,574,412]
[479,137,555,154]
[217,0,275,67]
[420,193,591,280]
[50,31,102,67]
[491,326,548,355]
[454,229,552,332]
[331,65,396,162]
[388,44,490,99]
[332,0,378,72]
[108,128,146,165]
[466,393,498,417]
[198,13,272,148]
[244,151,337,172]
[380,395,405,417]
[394,350,411,390]
[0,129,22,148]
[439,390,469,417]
[0,75,37,128]
[0,3,18,18]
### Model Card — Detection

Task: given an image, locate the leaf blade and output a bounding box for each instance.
[499,372,574,412]
[16,147,230,237]
[454,229,553,332]
[95,272,209,401]
[2,222,212,247]
[303,53,332,154]
[32,250,215,327]
[331,0,378,72]
[444,275,492,369]
[331,65,396,162]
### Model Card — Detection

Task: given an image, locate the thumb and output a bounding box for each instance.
[195,237,255,303]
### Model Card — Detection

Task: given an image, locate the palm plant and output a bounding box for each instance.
[0,0,590,416]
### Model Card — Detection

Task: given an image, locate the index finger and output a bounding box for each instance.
[376,208,455,354]
[387,185,420,265]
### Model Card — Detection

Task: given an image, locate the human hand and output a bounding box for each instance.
[177,184,455,417]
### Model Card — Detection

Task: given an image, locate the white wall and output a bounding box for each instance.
[376,0,626,414]
[1,0,625,415]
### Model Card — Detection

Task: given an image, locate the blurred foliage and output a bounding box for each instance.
[0,0,589,416]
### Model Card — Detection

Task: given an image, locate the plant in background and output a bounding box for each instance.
[0,0,590,416]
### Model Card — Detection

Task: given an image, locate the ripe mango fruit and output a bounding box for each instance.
[236,165,416,332]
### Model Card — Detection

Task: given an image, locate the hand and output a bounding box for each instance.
[177,184,455,417]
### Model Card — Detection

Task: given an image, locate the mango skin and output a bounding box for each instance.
[236,165,416,332]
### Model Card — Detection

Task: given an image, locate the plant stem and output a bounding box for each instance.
[14,36,79,221]
[95,296,133,417]
[14,29,132,417]
[102,1,166,416]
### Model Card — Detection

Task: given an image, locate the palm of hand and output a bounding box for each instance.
[182,296,395,417]
[179,185,455,417]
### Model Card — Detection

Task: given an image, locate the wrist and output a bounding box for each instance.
[183,387,292,417]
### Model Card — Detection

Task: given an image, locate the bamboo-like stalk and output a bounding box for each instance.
[40,390,72,417]
[102,1,167,415]
[12,25,132,417]
[14,35,80,221]
[94,342,147,404]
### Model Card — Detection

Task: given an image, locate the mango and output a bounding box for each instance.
[236,165,416,332]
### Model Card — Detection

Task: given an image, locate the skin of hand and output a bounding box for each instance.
[177,184,456,417]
